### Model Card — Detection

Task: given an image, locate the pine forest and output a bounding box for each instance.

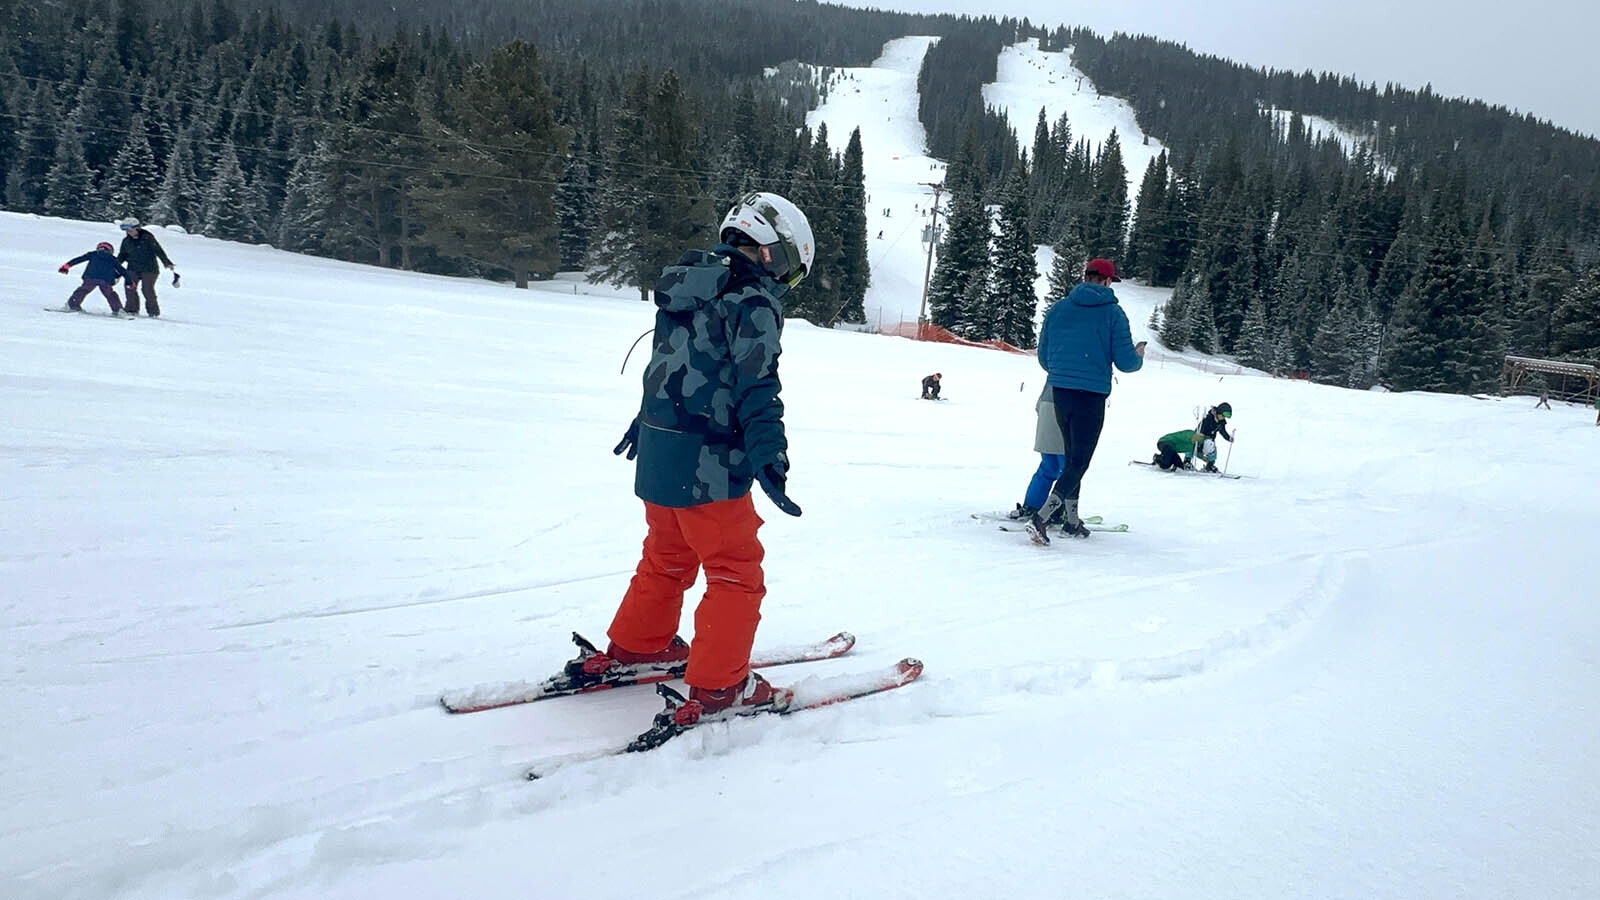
[2,0,1597,394]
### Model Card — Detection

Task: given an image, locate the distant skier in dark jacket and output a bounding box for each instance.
[921,372,942,400]
[58,242,132,315]
[116,219,175,317]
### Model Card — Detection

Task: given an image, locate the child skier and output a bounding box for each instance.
[58,242,133,315]
[1194,402,1234,472]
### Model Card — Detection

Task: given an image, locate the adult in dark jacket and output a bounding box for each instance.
[116,219,175,317]
[1027,257,1146,544]
[584,191,813,733]
[921,372,942,399]
[58,242,133,315]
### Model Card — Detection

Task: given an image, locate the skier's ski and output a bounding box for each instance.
[972,511,1111,525]
[996,522,1128,534]
[44,306,135,319]
[1128,459,1242,479]
[524,657,924,780]
[440,631,856,714]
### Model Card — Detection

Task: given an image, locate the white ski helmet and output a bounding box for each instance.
[719,191,815,287]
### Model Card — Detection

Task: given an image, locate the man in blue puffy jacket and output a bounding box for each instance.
[1027,257,1146,545]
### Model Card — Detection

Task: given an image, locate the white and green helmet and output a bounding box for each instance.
[719,191,815,287]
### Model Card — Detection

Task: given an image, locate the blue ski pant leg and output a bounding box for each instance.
[1025,453,1066,509]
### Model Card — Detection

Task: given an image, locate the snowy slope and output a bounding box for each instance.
[807,36,949,331]
[5,39,1600,900]
[983,39,1165,208]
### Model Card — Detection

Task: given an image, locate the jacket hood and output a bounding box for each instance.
[653,247,768,313]
[1068,282,1119,308]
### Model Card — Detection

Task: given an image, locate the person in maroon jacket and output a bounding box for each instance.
[116,219,176,317]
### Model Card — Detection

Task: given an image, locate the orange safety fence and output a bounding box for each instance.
[878,321,1032,355]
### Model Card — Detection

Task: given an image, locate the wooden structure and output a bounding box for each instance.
[1501,355,1600,414]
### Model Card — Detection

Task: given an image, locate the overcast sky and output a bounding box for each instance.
[830,0,1600,138]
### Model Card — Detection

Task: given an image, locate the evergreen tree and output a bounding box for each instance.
[72,27,132,173]
[925,139,990,331]
[1045,225,1087,301]
[202,139,264,242]
[1309,274,1368,385]
[324,38,432,268]
[832,127,871,324]
[422,40,570,287]
[44,112,98,220]
[102,114,162,222]
[1124,151,1168,282]
[1505,239,1573,357]
[1159,267,1202,350]
[785,122,840,324]
[1082,129,1128,260]
[1026,108,1066,240]
[555,135,595,272]
[589,69,711,300]
[1550,266,1600,361]
[956,267,993,339]
[1382,207,1471,392]
[587,70,653,297]
[5,85,59,212]
[1236,290,1273,371]
[148,130,202,229]
[987,167,1039,347]
[275,135,333,252]
[0,78,15,205]
[1459,216,1511,392]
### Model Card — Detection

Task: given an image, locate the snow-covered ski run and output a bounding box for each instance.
[524,657,925,780]
[439,631,857,713]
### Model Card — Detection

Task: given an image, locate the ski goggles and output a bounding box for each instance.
[757,242,807,288]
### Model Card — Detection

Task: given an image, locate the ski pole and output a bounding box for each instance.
[1222,427,1236,474]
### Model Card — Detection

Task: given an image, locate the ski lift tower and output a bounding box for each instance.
[916,181,944,339]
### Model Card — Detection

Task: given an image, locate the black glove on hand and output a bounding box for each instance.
[613,418,640,460]
[755,454,802,517]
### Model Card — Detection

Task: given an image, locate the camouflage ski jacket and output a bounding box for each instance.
[629,246,787,508]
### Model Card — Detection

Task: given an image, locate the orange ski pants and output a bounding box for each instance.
[607,494,767,691]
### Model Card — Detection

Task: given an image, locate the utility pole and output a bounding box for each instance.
[917,180,944,339]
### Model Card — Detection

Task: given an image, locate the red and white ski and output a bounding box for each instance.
[524,657,924,780]
[439,631,856,714]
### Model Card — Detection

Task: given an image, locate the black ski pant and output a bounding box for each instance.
[123,271,160,316]
[1155,441,1184,470]
[1047,386,1108,502]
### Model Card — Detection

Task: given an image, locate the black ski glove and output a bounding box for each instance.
[613,418,640,460]
[755,453,802,517]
